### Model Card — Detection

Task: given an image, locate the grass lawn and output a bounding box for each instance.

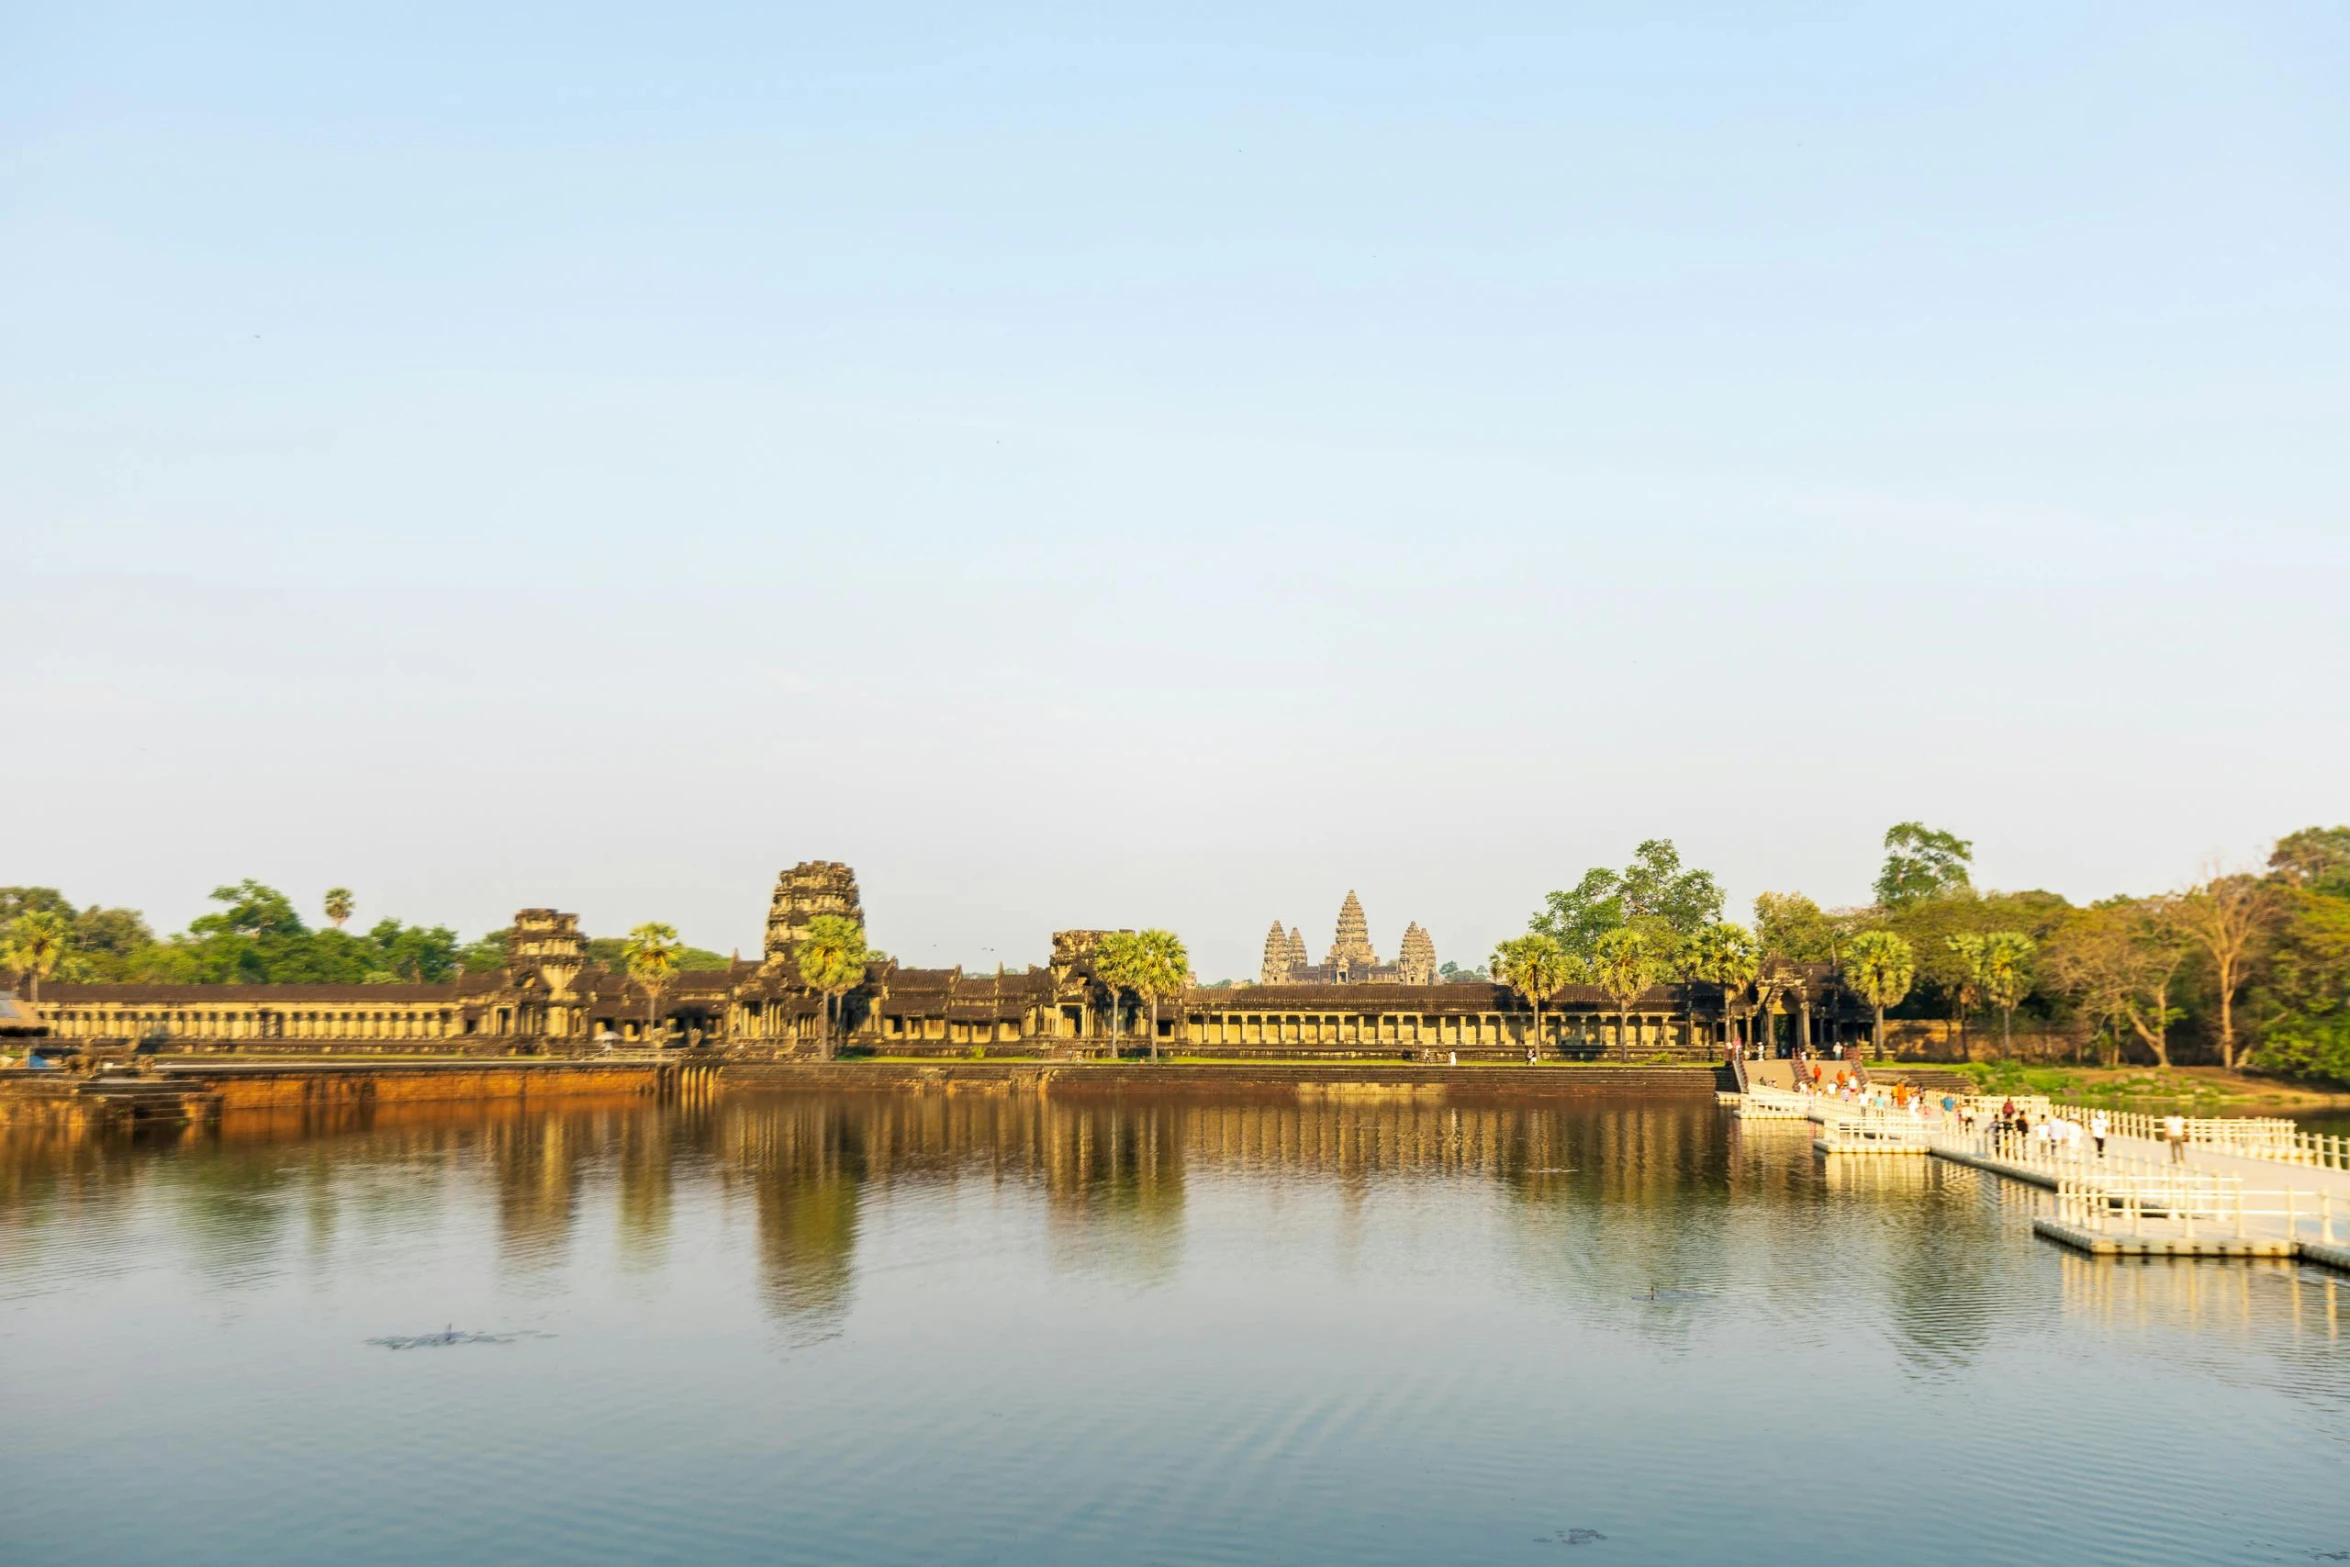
[1935,1061,2350,1107]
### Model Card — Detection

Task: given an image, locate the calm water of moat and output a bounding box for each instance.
[5,1092,2350,1566]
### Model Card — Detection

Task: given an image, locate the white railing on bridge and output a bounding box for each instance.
[1732,1086,1815,1119]
[1930,1122,2174,1179]
[2048,1169,2249,1241]
[2089,1109,2349,1171]
[1815,1112,1935,1150]
[2049,1170,2350,1248]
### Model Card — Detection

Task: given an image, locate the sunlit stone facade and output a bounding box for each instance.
[27,863,1864,1057]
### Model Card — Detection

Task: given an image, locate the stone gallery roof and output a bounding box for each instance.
[1188,981,1693,1010]
[874,967,1052,1021]
[42,983,463,1004]
[0,991,50,1034]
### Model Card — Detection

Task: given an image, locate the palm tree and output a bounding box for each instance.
[1690,922,1757,1050]
[1099,929,1190,1062]
[2,911,71,1003]
[323,888,355,929]
[623,922,682,1047]
[1843,930,1916,1059]
[1591,926,1666,1061]
[1980,931,2035,1055]
[1491,933,1575,1059]
[1661,928,1701,1050]
[1944,933,1987,1058]
[1093,932,1137,1058]
[796,914,871,1060]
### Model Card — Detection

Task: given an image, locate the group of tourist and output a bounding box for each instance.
[1758,1048,2203,1171]
[1978,1100,2112,1161]
[1783,1064,2166,1166]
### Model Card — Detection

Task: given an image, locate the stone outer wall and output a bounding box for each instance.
[162,1061,677,1114]
[1882,1018,2088,1063]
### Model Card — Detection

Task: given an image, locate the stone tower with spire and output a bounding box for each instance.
[1325,890,1379,978]
[1398,922,1437,985]
[1261,921,1295,984]
[1286,927,1308,971]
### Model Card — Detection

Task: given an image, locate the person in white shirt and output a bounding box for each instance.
[2090,1110,2109,1158]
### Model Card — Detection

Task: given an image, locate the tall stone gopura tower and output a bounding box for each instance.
[764,861,864,968]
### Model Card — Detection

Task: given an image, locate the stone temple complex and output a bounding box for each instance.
[1260,891,1436,985]
[22,862,1871,1061]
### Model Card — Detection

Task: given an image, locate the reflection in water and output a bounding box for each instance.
[722,1096,869,1340]
[8,1089,2350,1567]
[1042,1099,1185,1283]
[615,1110,687,1272]
[8,1090,2350,1377]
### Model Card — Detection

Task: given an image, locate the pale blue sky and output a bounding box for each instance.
[8,3,2347,977]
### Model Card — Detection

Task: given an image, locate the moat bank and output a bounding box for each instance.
[1,1057,1730,1130]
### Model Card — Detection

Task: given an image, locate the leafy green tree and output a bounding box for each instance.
[364,919,463,983]
[1590,926,1668,1061]
[1532,840,1722,961]
[1753,892,1842,965]
[323,887,355,929]
[2044,899,2187,1068]
[623,922,683,1044]
[3,910,73,1002]
[796,915,871,1060]
[2249,885,2350,1085]
[0,888,75,925]
[1874,823,1974,908]
[1879,886,2071,1034]
[1437,960,1489,981]
[1843,929,1916,1057]
[1979,932,2035,1055]
[1491,933,1576,1057]
[192,880,308,940]
[2171,872,2280,1069]
[1690,921,1758,1048]
[2270,826,2350,895]
[72,906,153,967]
[457,929,512,975]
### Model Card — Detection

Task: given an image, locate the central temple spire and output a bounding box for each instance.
[1326,890,1379,974]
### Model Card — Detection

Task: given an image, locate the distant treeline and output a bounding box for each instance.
[1506,824,2350,1086]
[0,881,726,988]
